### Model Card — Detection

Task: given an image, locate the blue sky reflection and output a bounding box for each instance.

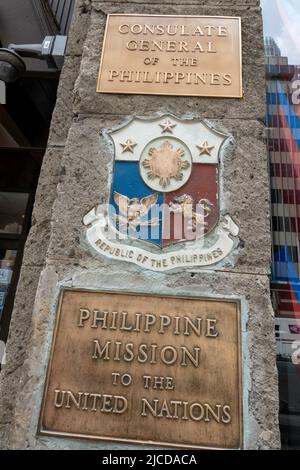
[261,0,300,64]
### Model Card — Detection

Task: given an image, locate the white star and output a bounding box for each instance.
[196,141,215,156]
[120,139,137,153]
[159,120,177,134]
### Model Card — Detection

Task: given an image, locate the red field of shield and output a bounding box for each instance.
[162,164,219,247]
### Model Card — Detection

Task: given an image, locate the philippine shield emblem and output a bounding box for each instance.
[84,115,239,271]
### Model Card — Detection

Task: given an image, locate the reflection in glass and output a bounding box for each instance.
[264,1,300,448]
[0,192,28,235]
[262,0,300,65]
[0,249,17,321]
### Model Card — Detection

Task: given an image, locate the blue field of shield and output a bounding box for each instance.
[109,161,164,246]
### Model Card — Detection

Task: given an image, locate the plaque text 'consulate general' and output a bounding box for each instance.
[97,14,242,98]
[39,290,243,449]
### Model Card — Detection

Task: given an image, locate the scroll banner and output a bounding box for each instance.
[83,206,239,272]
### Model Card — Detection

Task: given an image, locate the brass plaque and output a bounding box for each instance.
[97,14,242,98]
[39,290,242,449]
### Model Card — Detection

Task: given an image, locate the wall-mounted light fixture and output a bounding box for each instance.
[0,35,67,83]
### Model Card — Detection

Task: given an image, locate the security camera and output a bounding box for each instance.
[0,35,67,83]
[0,48,26,83]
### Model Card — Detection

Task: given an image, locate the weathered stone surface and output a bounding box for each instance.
[0,266,42,449]
[65,0,92,57]
[22,148,65,267]
[47,57,82,147]
[0,0,92,449]
[0,0,281,450]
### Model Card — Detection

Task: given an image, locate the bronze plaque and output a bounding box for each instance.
[39,290,242,449]
[97,14,242,98]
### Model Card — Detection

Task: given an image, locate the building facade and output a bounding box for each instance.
[0,0,75,361]
[2,0,300,450]
[266,36,300,448]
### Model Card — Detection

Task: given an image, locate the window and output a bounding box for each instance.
[0,192,29,324]
[262,0,300,449]
[0,149,42,358]
[0,192,29,235]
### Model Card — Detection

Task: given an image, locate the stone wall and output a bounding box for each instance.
[0,0,281,449]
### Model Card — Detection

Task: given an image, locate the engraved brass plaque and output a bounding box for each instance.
[39,290,242,449]
[97,14,242,98]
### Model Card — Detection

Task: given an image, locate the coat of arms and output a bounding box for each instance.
[84,115,239,271]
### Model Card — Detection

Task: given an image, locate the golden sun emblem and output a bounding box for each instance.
[142,140,190,189]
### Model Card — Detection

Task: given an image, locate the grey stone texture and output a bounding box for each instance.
[0,0,281,449]
[0,0,91,449]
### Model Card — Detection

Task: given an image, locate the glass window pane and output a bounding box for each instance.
[263,0,300,450]
[0,249,17,321]
[262,0,300,65]
[0,192,29,235]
